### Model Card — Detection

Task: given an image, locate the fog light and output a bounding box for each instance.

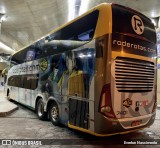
[100,106,111,113]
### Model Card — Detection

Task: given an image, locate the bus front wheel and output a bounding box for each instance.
[49,102,59,126]
[36,99,47,120]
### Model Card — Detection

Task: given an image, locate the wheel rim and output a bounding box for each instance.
[38,102,43,117]
[51,106,58,122]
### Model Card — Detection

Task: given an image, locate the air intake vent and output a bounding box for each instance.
[115,57,155,93]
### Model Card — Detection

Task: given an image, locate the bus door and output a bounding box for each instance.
[17,76,24,103]
[8,75,17,100]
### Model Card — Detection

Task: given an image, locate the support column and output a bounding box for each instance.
[157,28,160,106]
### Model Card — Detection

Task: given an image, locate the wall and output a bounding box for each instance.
[157,28,160,106]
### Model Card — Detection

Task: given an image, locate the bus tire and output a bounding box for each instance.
[36,99,47,120]
[49,102,59,126]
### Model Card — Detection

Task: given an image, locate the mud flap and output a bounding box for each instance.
[69,98,89,129]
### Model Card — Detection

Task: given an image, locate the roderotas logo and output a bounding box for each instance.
[131,15,144,35]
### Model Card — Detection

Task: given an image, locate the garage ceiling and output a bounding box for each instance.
[0,0,160,54]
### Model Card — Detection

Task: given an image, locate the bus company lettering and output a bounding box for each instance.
[131,120,142,127]
[135,100,149,112]
[113,40,155,53]
[117,110,127,115]
[12,64,40,74]
[136,100,149,107]
[27,76,38,80]
[123,98,132,108]
[40,59,48,71]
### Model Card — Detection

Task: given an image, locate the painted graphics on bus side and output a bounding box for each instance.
[41,47,94,127]
[39,48,95,101]
[8,47,95,109]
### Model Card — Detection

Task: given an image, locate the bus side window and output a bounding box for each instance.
[8,77,13,86]
[30,75,38,90]
[23,76,31,89]
[96,39,104,58]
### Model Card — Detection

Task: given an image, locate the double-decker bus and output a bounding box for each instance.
[6,3,157,136]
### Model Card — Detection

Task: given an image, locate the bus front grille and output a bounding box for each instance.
[115,57,155,93]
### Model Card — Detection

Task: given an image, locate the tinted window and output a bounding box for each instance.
[8,74,39,90]
[11,10,99,64]
[112,4,156,43]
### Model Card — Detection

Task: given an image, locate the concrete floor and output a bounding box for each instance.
[157,69,160,106]
[0,91,160,147]
[157,92,160,106]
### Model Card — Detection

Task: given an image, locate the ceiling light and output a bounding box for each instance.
[79,0,89,15]
[68,0,76,21]
[0,41,15,54]
[151,17,159,28]
[0,13,7,22]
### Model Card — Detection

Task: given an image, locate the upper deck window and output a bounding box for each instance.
[112,4,156,43]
